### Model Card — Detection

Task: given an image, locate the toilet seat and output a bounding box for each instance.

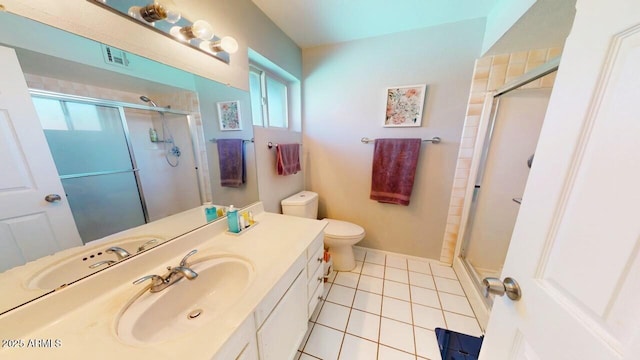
[322,219,365,240]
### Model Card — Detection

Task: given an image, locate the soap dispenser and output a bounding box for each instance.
[203,202,217,223]
[226,205,241,233]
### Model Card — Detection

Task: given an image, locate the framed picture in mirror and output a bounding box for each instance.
[217,100,242,131]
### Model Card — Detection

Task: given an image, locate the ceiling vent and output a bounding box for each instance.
[101,44,130,68]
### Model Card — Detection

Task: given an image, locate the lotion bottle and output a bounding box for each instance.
[227,205,240,233]
[203,202,217,223]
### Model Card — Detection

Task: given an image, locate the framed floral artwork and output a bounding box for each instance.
[384,84,427,127]
[217,100,242,131]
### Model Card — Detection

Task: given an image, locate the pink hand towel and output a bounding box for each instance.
[370,138,422,206]
[276,143,301,175]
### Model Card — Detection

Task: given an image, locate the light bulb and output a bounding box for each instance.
[169,26,188,42]
[191,20,214,41]
[127,6,144,21]
[199,41,214,53]
[174,20,214,41]
[156,0,181,23]
[211,36,239,54]
[135,1,181,24]
[165,9,181,24]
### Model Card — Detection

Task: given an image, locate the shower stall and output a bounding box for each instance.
[460,87,551,277]
[31,91,201,243]
[453,57,559,326]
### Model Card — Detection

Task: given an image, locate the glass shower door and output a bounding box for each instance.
[33,97,145,243]
[460,87,551,299]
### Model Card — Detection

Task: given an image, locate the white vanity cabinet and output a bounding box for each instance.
[254,253,307,360]
[253,232,324,360]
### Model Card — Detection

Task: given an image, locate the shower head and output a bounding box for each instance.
[140,95,158,108]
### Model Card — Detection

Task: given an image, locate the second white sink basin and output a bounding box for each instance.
[28,236,165,290]
[116,255,255,345]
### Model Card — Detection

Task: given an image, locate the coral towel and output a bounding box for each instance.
[370,138,422,206]
[276,143,301,175]
[216,139,245,187]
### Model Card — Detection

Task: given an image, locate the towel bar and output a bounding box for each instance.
[209,138,254,143]
[360,136,441,144]
[267,142,302,149]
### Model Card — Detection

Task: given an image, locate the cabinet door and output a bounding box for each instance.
[211,316,257,360]
[236,342,258,360]
[256,271,307,360]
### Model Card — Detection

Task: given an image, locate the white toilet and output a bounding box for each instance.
[281,191,365,271]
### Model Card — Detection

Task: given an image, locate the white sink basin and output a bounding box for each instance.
[116,255,255,345]
[28,236,164,290]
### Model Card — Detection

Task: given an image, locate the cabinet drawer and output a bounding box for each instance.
[306,245,324,280]
[307,259,324,298]
[307,279,324,318]
[306,232,323,260]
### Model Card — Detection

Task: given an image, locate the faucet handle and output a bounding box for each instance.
[133,274,164,286]
[179,249,198,267]
[89,260,116,269]
[137,239,159,253]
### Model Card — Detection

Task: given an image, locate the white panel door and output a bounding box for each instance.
[0,45,81,272]
[480,0,640,359]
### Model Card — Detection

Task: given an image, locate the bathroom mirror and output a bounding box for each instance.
[0,11,258,315]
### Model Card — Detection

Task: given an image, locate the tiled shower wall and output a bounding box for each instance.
[23,74,212,203]
[439,47,561,264]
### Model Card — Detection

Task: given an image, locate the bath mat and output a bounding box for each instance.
[435,327,484,360]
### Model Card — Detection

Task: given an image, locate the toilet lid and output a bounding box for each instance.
[323,219,365,240]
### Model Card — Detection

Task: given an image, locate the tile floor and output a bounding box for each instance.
[296,247,483,360]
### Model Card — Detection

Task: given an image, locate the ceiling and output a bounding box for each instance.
[251,0,499,48]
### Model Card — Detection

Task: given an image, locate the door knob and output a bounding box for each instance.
[45,194,62,202]
[482,277,522,300]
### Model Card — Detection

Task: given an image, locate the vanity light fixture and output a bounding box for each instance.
[89,0,236,64]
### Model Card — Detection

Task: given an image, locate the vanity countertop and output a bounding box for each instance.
[0,203,327,359]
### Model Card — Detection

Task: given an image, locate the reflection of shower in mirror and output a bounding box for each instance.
[140,95,181,167]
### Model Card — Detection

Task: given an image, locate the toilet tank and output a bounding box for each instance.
[281,191,318,219]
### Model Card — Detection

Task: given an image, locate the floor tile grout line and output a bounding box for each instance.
[449,267,485,334]
[430,262,450,333]
[406,257,420,359]
[335,261,363,360]
[376,251,385,359]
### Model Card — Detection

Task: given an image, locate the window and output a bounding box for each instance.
[249,65,289,128]
[32,97,105,132]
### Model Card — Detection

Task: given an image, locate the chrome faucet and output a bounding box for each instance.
[133,249,199,293]
[106,246,131,260]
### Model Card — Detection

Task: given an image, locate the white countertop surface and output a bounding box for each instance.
[0,203,327,359]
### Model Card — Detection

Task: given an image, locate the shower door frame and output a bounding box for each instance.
[452,57,560,329]
[29,89,199,231]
